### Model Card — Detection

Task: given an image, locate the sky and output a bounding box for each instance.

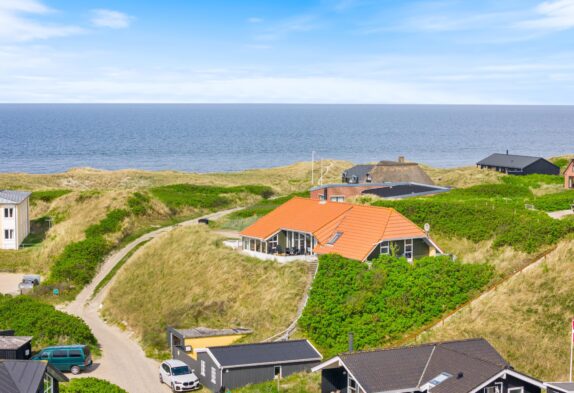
[1,0,573,104]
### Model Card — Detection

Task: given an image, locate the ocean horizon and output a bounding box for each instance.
[1,103,572,174]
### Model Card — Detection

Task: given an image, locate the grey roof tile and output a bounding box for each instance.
[0,336,32,350]
[476,153,553,170]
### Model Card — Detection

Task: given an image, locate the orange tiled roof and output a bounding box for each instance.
[240,197,428,261]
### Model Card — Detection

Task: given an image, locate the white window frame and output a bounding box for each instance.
[348,376,357,393]
[43,374,54,393]
[200,360,205,376]
[4,229,14,240]
[330,196,344,202]
[380,241,390,255]
[508,388,524,393]
[274,365,282,379]
[404,239,413,261]
[4,208,13,218]
[211,367,216,384]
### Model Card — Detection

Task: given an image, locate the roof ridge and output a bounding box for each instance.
[436,342,508,368]
[208,339,310,351]
[339,338,491,357]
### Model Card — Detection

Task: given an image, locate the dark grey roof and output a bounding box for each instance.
[0,191,31,204]
[0,336,32,350]
[170,327,253,339]
[342,165,374,181]
[0,360,67,393]
[476,153,555,170]
[546,382,574,392]
[206,340,322,368]
[337,339,516,393]
[361,183,449,199]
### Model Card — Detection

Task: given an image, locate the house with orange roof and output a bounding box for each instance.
[239,197,443,262]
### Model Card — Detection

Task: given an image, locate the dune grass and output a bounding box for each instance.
[235,372,320,393]
[103,226,309,358]
[420,239,574,381]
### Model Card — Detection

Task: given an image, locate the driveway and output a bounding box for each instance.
[0,273,24,295]
[64,208,241,393]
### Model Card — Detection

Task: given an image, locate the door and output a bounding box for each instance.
[50,350,70,371]
[160,363,172,384]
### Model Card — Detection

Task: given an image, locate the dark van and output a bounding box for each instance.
[31,345,92,374]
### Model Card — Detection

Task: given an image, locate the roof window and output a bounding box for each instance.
[327,232,343,245]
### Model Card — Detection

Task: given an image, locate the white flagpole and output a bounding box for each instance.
[570,318,573,382]
[311,151,315,185]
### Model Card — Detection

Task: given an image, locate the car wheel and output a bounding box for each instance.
[159,374,163,384]
[70,366,81,375]
[171,382,177,393]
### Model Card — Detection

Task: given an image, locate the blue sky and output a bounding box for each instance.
[1,0,573,103]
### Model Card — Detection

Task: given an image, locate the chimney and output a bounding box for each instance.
[398,156,405,163]
[348,332,354,353]
[506,150,509,155]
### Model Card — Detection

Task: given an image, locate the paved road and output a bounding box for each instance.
[64,208,241,393]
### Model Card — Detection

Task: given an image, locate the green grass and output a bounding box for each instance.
[532,191,574,212]
[61,378,127,393]
[150,184,274,211]
[92,240,149,297]
[235,372,320,393]
[299,254,493,357]
[551,157,570,170]
[0,295,98,353]
[501,174,564,189]
[30,189,71,205]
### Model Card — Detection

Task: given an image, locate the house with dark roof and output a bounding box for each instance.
[173,340,322,392]
[313,338,543,393]
[0,334,32,360]
[342,157,435,185]
[0,359,68,393]
[477,153,559,176]
[167,326,253,361]
[0,190,31,250]
[547,382,574,393]
[239,197,443,263]
[309,182,450,203]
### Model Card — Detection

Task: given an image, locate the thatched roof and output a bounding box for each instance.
[343,157,434,185]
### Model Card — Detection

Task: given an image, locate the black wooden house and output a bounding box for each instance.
[0,331,32,360]
[477,153,560,175]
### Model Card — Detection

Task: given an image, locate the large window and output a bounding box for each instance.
[43,374,54,393]
[4,208,13,218]
[330,196,345,202]
[404,239,413,261]
[380,241,390,255]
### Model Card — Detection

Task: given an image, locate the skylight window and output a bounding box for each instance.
[327,232,343,245]
[427,372,453,389]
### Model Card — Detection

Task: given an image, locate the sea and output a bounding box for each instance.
[0,104,572,174]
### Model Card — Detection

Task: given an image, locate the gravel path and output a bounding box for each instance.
[548,209,574,219]
[64,208,241,393]
[0,273,24,295]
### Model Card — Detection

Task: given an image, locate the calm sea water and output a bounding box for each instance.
[0,104,572,174]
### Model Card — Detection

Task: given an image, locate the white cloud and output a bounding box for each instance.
[518,0,574,30]
[0,0,83,41]
[91,9,132,29]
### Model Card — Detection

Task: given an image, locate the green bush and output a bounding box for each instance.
[150,184,274,210]
[0,295,97,351]
[443,183,533,199]
[128,192,151,215]
[229,192,309,219]
[533,191,574,212]
[299,254,493,355]
[551,158,569,170]
[85,209,129,238]
[501,174,564,189]
[30,189,71,204]
[61,378,127,393]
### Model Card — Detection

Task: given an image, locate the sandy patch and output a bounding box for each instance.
[0,273,24,295]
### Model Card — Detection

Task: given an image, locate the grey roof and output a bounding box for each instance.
[0,360,67,393]
[206,340,322,368]
[476,153,555,170]
[342,164,374,180]
[0,190,31,204]
[546,382,574,392]
[0,336,32,350]
[337,339,520,393]
[170,327,253,339]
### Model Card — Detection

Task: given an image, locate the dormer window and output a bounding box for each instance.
[327,232,343,245]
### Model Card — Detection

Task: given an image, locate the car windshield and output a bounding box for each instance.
[171,366,192,376]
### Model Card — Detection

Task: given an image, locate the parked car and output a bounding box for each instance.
[159,359,201,392]
[31,345,92,375]
[18,274,41,294]
[198,218,209,225]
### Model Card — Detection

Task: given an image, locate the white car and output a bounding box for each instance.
[159,359,201,392]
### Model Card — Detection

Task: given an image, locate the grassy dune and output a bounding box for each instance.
[420,238,574,380]
[103,226,309,357]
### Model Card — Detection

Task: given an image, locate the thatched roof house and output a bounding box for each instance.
[342,157,434,185]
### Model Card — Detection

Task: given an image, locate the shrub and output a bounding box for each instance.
[552,158,570,170]
[30,189,71,205]
[533,191,574,212]
[299,254,493,355]
[85,209,129,238]
[229,192,309,219]
[0,295,97,350]
[501,174,564,189]
[128,192,151,215]
[150,184,274,210]
[444,183,533,199]
[61,378,127,393]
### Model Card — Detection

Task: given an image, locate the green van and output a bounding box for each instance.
[31,345,92,374]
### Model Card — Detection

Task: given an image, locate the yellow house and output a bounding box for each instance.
[167,327,252,360]
[0,191,31,250]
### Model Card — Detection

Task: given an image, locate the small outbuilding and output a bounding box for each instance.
[167,326,253,361]
[477,152,560,176]
[310,182,449,203]
[0,190,31,250]
[0,359,68,393]
[194,340,322,392]
[0,334,32,360]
